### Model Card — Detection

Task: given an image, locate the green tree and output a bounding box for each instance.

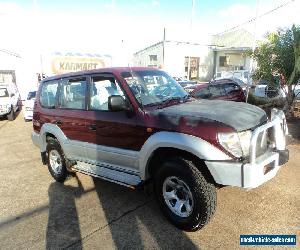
[251,25,300,113]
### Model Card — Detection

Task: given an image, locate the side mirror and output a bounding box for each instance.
[108,95,130,112]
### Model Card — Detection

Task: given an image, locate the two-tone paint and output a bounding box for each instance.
[32,67,289,189]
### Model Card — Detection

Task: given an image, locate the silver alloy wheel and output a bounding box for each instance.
[162,176,194,218]
[49,149,62,175]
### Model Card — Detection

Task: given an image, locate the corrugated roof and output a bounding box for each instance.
[211,29,254,48]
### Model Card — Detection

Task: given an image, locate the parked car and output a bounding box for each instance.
[187,79,246,102]
[253,80,286,99]
[31,67,289,231]
[23,90,37,121]
[173,76,198,88]
[0,83,20,121]
[214,70,251,85]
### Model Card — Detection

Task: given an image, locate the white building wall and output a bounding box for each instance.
[0,51,38,99]
[134,41,213,81]
[134,43,163,68]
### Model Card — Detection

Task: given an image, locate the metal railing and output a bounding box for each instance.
[249,109,287,164]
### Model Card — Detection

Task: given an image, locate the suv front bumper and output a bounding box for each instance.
[205,149,289,189]
[206,109,289,189]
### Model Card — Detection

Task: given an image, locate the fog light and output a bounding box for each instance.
[263,162,275,175]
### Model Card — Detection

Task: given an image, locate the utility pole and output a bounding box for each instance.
[246,0,260,103]
[162,28,166,69]
[187,0,195,80]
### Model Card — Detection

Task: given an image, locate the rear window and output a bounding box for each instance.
[193,87,210,98]
[224,83,240,94]
[40,81,58,108]
[209,85,224,97]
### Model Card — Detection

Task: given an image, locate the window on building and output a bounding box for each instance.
[149,55,157,62]
[148,55,158,68]
[219,56,227,67]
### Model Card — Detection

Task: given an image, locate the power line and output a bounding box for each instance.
[214,0,296,36]
[0,49,21,58]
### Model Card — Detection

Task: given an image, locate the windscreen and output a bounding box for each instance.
[121,70,187,106]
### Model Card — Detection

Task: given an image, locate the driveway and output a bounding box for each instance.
[0,114,299,249]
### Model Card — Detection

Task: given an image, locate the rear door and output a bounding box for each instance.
[54,77,89,160]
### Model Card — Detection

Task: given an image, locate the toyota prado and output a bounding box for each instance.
[31,67,289,231]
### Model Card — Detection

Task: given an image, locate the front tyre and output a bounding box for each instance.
[46,140,68,182]
[154,157,216,231]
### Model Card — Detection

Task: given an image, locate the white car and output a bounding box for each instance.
[253,84,286,99]
[0,83,20,121]
[23,90,36,121]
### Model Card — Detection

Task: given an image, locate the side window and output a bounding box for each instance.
[224,83,239,94]
[59,78,87,109]
[194,87,210,98]
[209,85,224,97]
[40,81,58,108]
[90,76,125,111]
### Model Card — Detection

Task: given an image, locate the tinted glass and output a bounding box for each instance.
[59,78,86,109]
[121,70,187,106]
[194,87,210,98]
[209,85,224,97]
[224,83,240,94]
[90,76,125,111]
[40,81,58,108]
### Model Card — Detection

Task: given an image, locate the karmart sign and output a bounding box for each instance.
[51,56,105,74]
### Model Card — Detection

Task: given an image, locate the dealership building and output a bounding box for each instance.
[0,51,113,99]
[133,29,254,81]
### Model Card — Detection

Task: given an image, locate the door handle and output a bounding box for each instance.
[55,120,62,126]
[89,124,97,131]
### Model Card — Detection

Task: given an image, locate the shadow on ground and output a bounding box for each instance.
[46,175,198,249]
[287,117,300,143]
[46,175,85,249]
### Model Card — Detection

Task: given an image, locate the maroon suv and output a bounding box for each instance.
[187,79,246,102]
[31,67,289,231]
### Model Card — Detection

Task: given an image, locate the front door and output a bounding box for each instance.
[84,74,141,171]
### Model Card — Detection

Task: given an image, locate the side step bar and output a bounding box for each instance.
[71,161,142,189]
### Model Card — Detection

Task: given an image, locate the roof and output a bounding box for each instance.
[42,67,160,82]
[212,29,254,48]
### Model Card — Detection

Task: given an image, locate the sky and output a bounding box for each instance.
[0,0,299,60]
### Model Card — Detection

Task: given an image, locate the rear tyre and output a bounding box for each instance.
[7,108,15,121]
[154,156,216,231]
[46,139,68,182]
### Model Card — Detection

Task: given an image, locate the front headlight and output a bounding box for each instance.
[218,130,252,158]
[6,104,11,111]
[238,130,252,157]
[218,132,242,157]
